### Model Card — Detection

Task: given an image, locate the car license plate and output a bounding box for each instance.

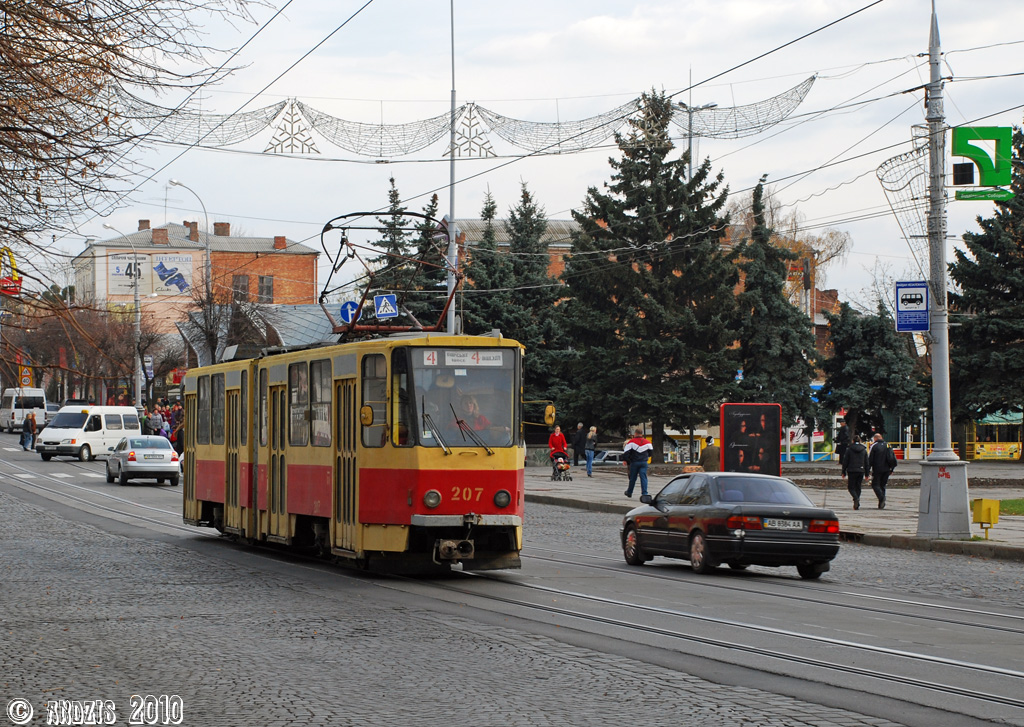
[763,518,803,530]
[143,454,163,460]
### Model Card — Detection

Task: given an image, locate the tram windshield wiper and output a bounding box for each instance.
[449,404,494,455]
[422,403,450,455]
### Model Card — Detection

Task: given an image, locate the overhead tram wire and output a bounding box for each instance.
[385,0,891,214]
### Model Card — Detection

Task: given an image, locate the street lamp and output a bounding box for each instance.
[677,101,717,180]
[168,179,211,296]
[103,223,143,408]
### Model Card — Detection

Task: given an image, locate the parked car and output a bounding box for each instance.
[591,450,627,466]
[105,435,180,486]
[36,403,61,433]
[621,472,840,579]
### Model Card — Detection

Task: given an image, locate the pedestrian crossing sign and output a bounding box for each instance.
[374,294,399,319]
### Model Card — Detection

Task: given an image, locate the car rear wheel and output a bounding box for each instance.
[118,468,129,487]
[797,563,824,580]
[78,444,92,462]
[689,531,717,574]
[623,525,649,566]
[169,475,179,487]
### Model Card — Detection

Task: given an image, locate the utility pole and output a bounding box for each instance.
[445,0,458,335]
[917,0,970,538]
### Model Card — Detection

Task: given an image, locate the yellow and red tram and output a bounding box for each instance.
[182,333,527,571]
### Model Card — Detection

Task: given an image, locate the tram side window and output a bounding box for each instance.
[259,369,268,447]
[310,359,331,447]
[212,374,225,445]
[240,371,248,446]
[289,362,310,446]
[197,375,211,445]
[361,354,387,448]
[392,350,412,447]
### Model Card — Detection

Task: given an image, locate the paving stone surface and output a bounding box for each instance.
[0,490,933,726]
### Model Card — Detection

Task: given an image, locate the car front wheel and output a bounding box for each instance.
[105,462,114,483]
[623,525,649,566]
[78,444,92,462]
[689,531,717,574]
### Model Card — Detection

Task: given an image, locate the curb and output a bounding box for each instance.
[840,530,1024,563]
[526,493,632,515]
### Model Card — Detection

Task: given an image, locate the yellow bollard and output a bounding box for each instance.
[971,499,1000,539]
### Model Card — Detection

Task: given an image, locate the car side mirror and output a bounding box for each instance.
[107,447,114,451]
[640,494,653,505]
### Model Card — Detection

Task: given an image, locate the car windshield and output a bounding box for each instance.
[49,412,89,429]
[409,347,518,448]
[714,477,814,506]
[131,438,172,449]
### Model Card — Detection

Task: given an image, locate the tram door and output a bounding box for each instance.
[334,379,358,552]
[267,384,288,539]
[183,392,199,522]
[224,389,241,531]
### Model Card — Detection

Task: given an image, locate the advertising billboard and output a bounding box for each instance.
[108,253,150,295]
[152,254,193,295]
[720,403,782,477]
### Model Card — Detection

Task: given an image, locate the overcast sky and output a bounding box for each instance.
[49,0,1024,309]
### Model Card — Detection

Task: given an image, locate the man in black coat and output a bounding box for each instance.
[841,434,869,510]
[867,433,896,509]
[571,422,587,466]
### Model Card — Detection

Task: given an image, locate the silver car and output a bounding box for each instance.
[106,436,180,486]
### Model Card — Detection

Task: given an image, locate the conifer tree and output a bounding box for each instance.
[818,302,925,436]
[734,179,818,429]
[404,193,448,326]
[561,91,740,458]
[949,125,1024,422]
[462,191,516,335]
[371,177,412,298]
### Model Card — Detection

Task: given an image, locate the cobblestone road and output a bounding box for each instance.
[0,489,990,726]
[525,504,1024,609]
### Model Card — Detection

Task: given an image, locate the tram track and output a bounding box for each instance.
[389,567,1024,715]
[521,544,1024,635]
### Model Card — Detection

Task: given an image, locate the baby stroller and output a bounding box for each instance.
[550,450,572,481]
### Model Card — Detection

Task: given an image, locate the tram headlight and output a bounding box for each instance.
[423,490,442,509]
[493,489,512,508]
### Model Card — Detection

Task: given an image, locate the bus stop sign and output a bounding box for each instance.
[895,281,929,332]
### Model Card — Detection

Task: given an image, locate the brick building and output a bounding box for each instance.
[73,220,318,335]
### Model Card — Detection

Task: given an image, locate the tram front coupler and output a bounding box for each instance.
[435,538,475,561]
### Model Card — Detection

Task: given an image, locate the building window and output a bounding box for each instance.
[232,274,249,302]
[258,275,273,303]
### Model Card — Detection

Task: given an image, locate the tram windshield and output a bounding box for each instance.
[407,347,518,448]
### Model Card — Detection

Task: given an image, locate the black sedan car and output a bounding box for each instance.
[621,472,840,579]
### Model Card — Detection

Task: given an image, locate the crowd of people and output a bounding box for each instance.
[141,400,185,455]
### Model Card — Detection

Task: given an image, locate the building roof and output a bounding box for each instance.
[457,219,578,247]
[80,223,318,259]
[259,304,337,347]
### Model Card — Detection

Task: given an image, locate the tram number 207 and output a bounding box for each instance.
[451,486,484,502]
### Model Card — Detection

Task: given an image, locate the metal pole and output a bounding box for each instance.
[170,180,211,297]
[445,0,458,334]
[917,0,970,538]
[103,224,143,408]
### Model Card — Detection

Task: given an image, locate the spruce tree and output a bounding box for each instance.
[734,179,818,429]
[371,177,412,302]
[462,191,516,335]
[818,302,925,436]
[561,91,740,459]
[949,125,1024,421]
[404,193,447,326]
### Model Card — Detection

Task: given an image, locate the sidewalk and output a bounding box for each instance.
[523,459,1024,563]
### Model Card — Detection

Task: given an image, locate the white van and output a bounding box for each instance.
[0,388,48,432]
[36,405,141,461]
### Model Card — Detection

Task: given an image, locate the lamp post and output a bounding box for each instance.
[677,101,717,179]
[103,223,143,408]
[169,179,211,297]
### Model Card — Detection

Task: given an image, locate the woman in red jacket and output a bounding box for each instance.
[548,425,568,455]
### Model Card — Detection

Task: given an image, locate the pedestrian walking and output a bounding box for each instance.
[841,434,869,509]
[697,436,720,472]
[867,433,897,509]
[584,426,598,477]
[623,429,653,498]
[571,422,587,466]
[21,412,37,451]
[548,425,567,457]
[834,418,850,462]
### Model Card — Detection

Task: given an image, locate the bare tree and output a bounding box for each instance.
[0,0,261,243]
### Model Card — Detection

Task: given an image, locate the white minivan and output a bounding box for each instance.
[36,405,141,462]
[0,388,48,432]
